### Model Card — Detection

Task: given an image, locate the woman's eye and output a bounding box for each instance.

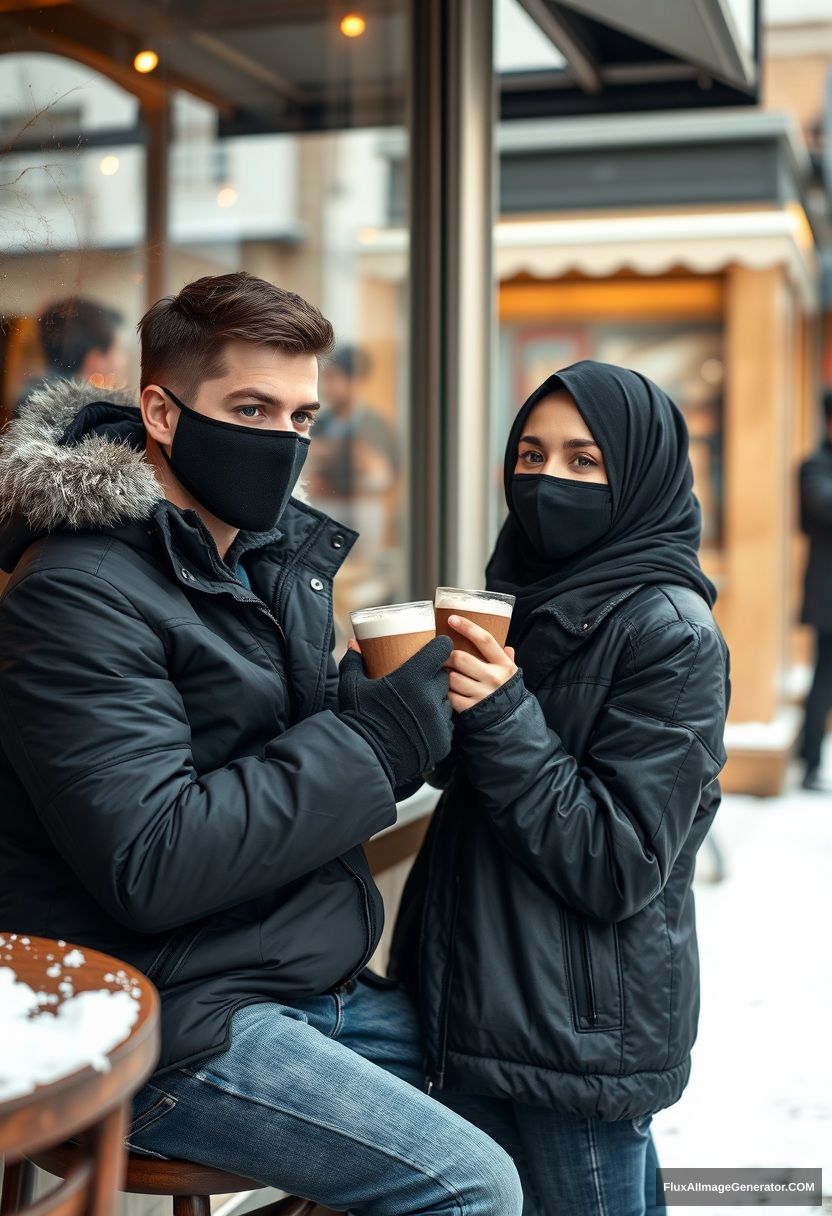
[573,454,597,470]
[520,449,544,464]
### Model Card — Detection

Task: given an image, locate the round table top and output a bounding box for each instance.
[0,934,159,1158]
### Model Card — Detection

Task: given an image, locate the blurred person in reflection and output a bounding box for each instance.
[308,344,401,555]
[390,362,731,1216]
[0,272,522,1216]
[798,388,832,792]
[14,296,127,414]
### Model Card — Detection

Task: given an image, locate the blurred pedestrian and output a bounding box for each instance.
[798,388,832,792]
[14,296,126,414]
[391,361,731,1216]
[311,344,401,503]
[307,344,401,556]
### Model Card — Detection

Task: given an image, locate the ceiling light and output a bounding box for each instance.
[99,155,119,176]
[217,186,238,208]
[134,49,159,74]
[340,13,366,38]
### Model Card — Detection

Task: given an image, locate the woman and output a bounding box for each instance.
[389,361,730,1216]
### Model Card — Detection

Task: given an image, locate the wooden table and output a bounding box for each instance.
[0,935,159,1216]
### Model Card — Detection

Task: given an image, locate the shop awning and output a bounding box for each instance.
[356,204,818,309]
[504,0,759,120]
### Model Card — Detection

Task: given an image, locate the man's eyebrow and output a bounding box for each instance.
[225,387,321,411]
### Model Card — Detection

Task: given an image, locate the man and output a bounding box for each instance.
[14,296,127,413]
[798,388,832,792]
[0,272,521,1215]
[308,345,402,554]
[312,344,401,504]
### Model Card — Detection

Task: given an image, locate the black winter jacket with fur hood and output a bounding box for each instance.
[0,382,396,1074]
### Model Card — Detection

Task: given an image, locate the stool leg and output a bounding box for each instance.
[173,1196,210,1216]
[0,1160,36,1216]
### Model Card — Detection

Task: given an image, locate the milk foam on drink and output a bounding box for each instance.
[434,589,514,618]
[434,587,515,657]
[351,601,436,678]
[352,602,436,640]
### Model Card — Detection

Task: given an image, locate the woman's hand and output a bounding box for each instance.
[446,615,517,714]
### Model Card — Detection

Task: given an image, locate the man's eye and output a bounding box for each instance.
[237,405,262,419]
[294,411,315,426]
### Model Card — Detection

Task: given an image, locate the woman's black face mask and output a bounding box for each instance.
[158,386,310,532]
[511,473,613,562]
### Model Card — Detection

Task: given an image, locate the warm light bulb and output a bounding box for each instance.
[216,186,238,208]
[99,155,119,176]
[134,49,159,74]
[340,13,366,37]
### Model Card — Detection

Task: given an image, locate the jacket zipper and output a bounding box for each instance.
[580,922,598,1027]
[338,857,376,983]
[427,872,461,1093]
[146,922,204,989]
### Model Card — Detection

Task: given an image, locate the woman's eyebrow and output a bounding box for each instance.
[563,437,600,450]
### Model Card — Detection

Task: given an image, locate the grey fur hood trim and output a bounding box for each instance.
[0,380,163,532]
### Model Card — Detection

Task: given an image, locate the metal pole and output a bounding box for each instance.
[407,0,496,596]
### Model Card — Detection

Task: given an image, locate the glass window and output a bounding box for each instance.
[0,7,410,649]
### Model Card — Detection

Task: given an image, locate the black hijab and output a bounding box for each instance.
[486,360,716,646]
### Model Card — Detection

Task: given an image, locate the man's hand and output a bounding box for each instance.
[338,635,453,788]
[445,615,517,714]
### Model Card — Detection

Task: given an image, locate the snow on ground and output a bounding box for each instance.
[652,745,832,1213]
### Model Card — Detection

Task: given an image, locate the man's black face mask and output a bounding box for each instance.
[158,387,310,532]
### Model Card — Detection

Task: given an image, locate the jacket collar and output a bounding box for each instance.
[109,496,358,602]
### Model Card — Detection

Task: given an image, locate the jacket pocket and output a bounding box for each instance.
[561,909,623,1032]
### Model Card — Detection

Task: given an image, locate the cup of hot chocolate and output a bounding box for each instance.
[434,587,515,657]
[350,601,437,679]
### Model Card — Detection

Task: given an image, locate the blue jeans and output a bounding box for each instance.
[127,976,522,1216]
[440,1092,667,1216]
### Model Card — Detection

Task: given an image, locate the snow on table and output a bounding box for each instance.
[0,939,140,1103]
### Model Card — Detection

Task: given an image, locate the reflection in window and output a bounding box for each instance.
[1,39,411,643]
[0,55,143,421]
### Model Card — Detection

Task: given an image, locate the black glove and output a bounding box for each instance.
[338,636,454,789]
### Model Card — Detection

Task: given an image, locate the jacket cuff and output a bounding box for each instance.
[454,668,528,735]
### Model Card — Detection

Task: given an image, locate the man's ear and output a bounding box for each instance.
[141,385,176,447]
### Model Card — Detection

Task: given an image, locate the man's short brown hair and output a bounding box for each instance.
[139,272,335,397]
